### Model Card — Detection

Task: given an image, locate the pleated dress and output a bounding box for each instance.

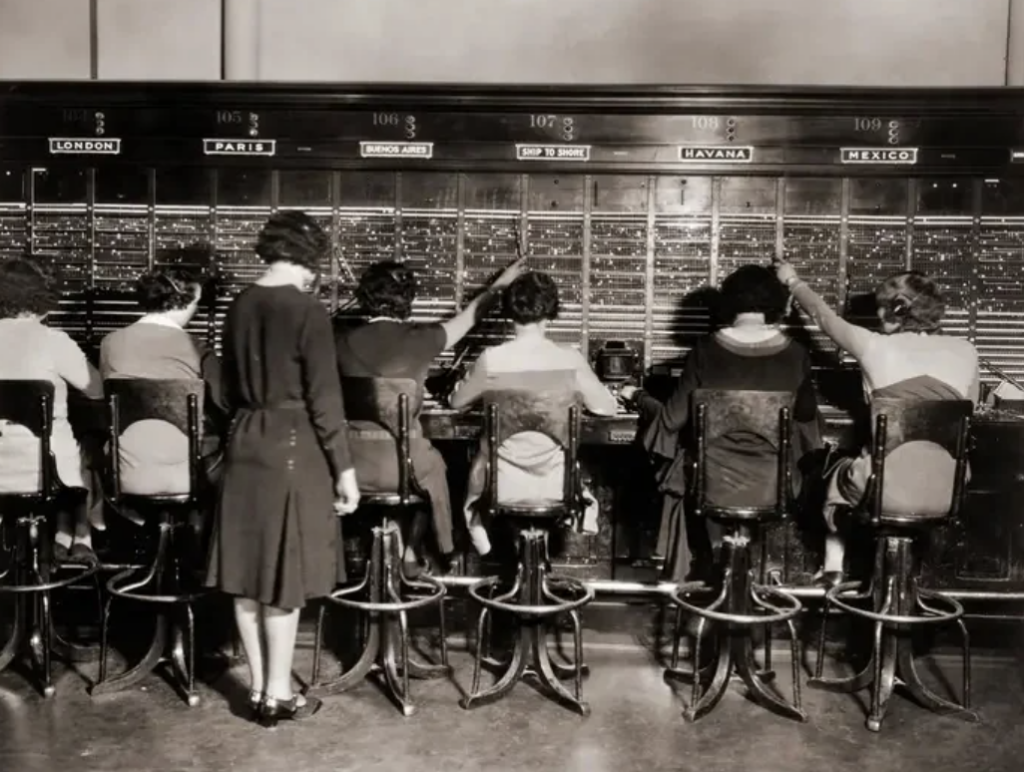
[205,285,353,610]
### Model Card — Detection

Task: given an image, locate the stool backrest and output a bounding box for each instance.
[341,376,419,503]
[105,378,203,501]
[0,380,56,499]
[691,389,795,519]
[480,370,582,517]
[866,398,972,525]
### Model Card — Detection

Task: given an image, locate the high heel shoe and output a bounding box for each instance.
[247,690,264,720]
[258,694,323,728]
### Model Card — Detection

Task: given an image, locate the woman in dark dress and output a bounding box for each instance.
[205,211,360,726]
[335,257,524,574]
[621,265,824,581]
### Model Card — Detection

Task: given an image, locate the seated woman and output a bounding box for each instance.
[99,267,227,499]
[774,261,979,582]
[450,271,618,556]
[0,257,104,563]
[621,265,824,582]
[335,256,525,574]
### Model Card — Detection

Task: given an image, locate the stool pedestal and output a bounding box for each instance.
[665,525,805,723]
[91,511,207,706]
[311,521,449,717]
[810,534,979,732]
[0,511,100,697]
[461,527,594,716]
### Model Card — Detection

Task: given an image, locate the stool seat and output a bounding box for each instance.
[360,492,426,508]
[493,503,570,518]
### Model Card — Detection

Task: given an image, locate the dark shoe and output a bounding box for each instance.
[248,690,264,720]
[69,543,98,565]
[814,570,844,590]
[258,695,322,728]
[53,542,70,564]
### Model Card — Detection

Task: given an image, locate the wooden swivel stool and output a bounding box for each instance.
[90,378,209,706]
[810,398,979,732]
[0,380,100,696]
[664,390,805,723]
[310,378,449,717]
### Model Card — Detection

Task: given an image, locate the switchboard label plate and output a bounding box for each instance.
[360,141,434,159]
[516,144,592,161]
[678,145,753,162]
[49,138,121,155]
[203,139,276,156]
[841,147,918,164]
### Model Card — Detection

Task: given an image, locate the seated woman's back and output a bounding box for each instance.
[99,269,223,495]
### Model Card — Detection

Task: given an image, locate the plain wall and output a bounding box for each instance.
[0,0,1016,85]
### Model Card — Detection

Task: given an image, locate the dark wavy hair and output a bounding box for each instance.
[718,265,790,325]
[504,271,560,325]
[135,269,203,313]
[255,210,330,272]
[876,271,945,334]
[355,260,417,320]
[0,257,59,319]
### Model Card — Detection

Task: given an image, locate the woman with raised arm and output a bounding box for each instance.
[0,258,104,563]
[334,257,525,575]
[774,261,979,584]
[621,265,824,582]
[205,211,360,727]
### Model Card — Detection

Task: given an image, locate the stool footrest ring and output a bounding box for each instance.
[825,581,964,626]
[467,574,594,617]
[0,563,100,594]
[671,582,802,625]
[326,573,446,613]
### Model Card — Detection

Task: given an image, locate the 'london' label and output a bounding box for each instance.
[516,144,592,161]
[49,138,121,155]
[678,145,754,163]
[841,148,919,164]
[360,142,434,159]
[1010,149,1024,163]
[203,139,277,156]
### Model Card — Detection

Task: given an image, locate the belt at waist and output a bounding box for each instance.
[348,426,423,440]
[237,400,306,411]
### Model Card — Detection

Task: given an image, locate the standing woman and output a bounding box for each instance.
[774,261,979,583]
[205,211,360,726]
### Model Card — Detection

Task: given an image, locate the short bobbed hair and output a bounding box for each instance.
[355,260,417,320]
[255,210,330,272]
[0,258,59,319]
[718,265,789,325]
[135,269,203,313]
[504,271,560,325]
[875,271,945,334]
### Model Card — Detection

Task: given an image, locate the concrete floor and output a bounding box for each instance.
[1,638,1022,772]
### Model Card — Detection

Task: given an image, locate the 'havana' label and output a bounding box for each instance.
[678,145,753,163]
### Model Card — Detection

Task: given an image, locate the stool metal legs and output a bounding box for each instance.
[665,526,805,723]
[810,535,979,732]
[0,512,99,697]
[310,521,449,717]
[461,527,595,716]
[91,512,204,706]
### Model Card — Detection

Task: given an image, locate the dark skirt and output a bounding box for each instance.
[205,406,344,610]
[348,432,454,555]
